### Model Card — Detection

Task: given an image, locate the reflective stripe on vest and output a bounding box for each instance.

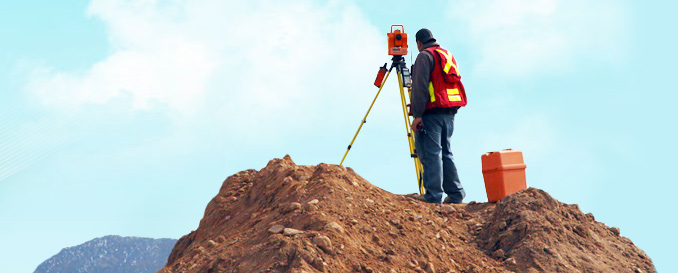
[429,82,436,102]
[447,88,461,101]
[435,49,460,76]
[429,82,461,102]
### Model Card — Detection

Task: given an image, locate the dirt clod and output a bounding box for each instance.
[424,262,435,273]
[493,248,505,260]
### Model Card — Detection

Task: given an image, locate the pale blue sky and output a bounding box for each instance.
[1,0,676,272]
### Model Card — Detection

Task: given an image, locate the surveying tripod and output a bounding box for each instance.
[339,54,425,195]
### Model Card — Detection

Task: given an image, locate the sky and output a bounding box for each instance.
[1,0,676,272]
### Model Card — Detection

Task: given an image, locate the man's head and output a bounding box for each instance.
[415,28,436,52]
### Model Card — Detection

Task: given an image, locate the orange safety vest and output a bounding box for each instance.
[423,46,467,110]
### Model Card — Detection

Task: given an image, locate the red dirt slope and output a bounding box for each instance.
[160,155,655,273]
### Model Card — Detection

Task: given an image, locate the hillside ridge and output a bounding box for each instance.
[160,155,655,273]
[35,235,176,273]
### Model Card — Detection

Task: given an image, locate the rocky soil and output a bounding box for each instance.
[159,155,655,273]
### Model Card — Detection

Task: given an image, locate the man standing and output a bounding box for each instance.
[409,28,467,204]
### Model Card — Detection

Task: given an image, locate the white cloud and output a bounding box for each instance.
[25,0,385,129]
[448,0,627,77]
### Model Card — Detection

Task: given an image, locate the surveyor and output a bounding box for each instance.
[409,28,467,204]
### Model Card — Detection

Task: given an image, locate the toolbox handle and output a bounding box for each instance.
[482,163,527,172]
[484,148,513,156]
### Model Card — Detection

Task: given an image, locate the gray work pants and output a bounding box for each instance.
[414,112,466,203]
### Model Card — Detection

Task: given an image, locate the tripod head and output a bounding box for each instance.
[391,55,406,70]
[391,55,412,88]
[373,55,412,88]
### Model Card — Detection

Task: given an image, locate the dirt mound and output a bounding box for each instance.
[474,189,655,272]
[159,155,655,273]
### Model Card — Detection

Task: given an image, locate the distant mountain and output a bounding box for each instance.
[34,235,177,273]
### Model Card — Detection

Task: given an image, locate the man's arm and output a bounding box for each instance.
[410,51,434,119]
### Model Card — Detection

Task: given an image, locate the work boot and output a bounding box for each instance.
[443,196,462,204]
[408,193,428,202]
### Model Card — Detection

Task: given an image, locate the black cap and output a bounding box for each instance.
[415,28,436,43]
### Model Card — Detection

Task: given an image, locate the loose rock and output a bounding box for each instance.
[282,177,293,184]
[312,257,326,271]
[313,235,332,253]
[325,222,345,233]
[543,247,555,255]
[283,228,305,236]
[574,225,588,237]
[207,240,218,248]
[304,203,318,211]
[268,224,285,234]
[283,202,302,213]
[442,205,456,214]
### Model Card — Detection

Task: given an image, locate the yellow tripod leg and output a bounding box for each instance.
[340,70,392,166]
[396,71,425,195]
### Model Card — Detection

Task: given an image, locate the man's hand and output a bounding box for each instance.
[411,117,423,133]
